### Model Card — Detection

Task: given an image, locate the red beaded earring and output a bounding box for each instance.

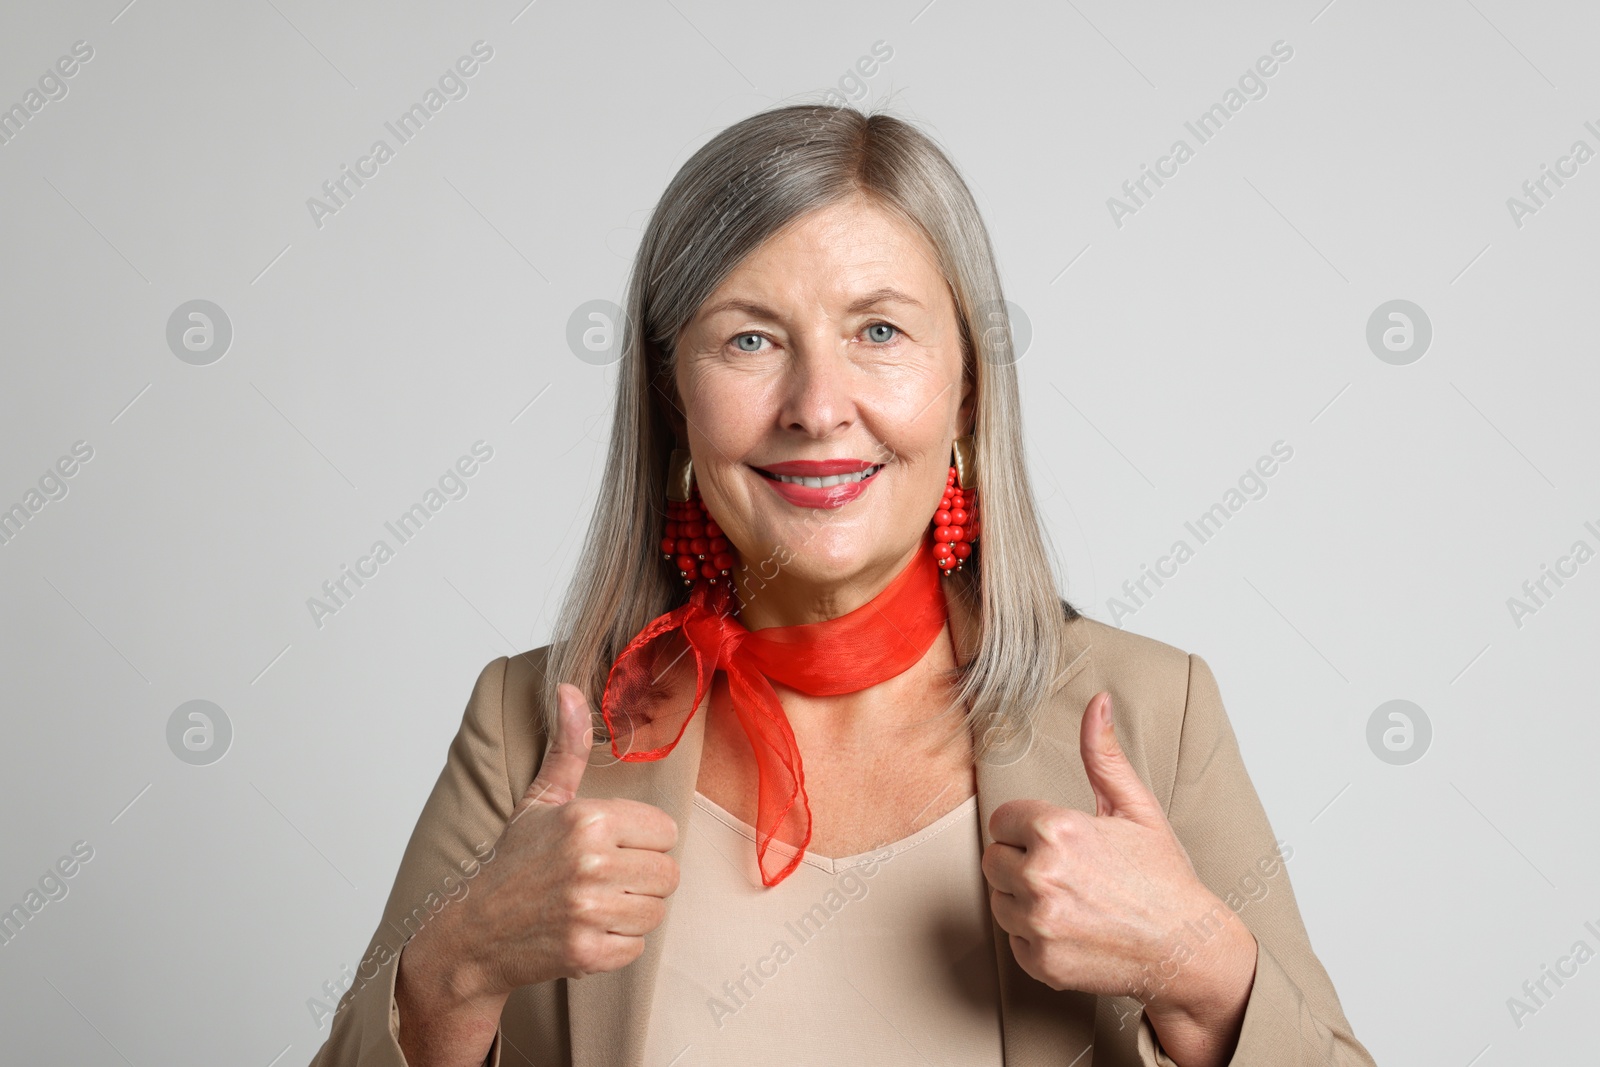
[932,435,979,576]
[662,448,735,585]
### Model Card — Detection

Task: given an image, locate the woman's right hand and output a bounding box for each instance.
[396,683,680,1060]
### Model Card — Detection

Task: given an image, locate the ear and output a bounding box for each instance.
[651,348,688,443]
[957,368,976,438]
[661,392,687,443]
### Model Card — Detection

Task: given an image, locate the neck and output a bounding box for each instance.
[731,541,923,631]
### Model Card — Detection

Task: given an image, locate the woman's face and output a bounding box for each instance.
[671,194,972,618]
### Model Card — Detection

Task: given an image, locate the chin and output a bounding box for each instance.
[771,524,904,581]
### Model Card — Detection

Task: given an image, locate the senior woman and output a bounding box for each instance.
[309,106,1375,1067]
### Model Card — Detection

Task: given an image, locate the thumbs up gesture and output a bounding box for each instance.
[400,683,681,1016]
[982,693,1258,1047]
[494,683,682,982]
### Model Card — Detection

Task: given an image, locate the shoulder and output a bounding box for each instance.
[498,645,556,797]
[446,646,557,803]
[1052,610,1215,811]
[501,644,553,717]
[1059,609,1197,708]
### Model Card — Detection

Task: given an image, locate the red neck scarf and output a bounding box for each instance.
[600,532,949,886]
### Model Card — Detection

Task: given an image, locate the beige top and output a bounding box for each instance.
[643,788,1006,1066]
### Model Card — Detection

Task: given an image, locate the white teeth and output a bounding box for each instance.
[771,464,882,488]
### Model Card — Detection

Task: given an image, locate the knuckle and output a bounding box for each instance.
[554,800,586,831]
[1018,861,1052,897]
[563,802,612,843]
[560,928,602,973]
[555,928,581,969]
[1038,808,1086,846]
[563,884,603,922]
[571,849,607,881]
[562,797,602,825]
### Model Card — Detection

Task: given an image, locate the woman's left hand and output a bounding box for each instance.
[982,692,1259,1066]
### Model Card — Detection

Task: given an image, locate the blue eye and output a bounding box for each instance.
[865,323,898,343]
[734,333,764,352]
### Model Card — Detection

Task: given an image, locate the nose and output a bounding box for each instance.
[777,332,856,438]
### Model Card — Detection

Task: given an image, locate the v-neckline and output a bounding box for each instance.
[690,787,980,876]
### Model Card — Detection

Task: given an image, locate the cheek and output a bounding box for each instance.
[681,365,767,438]
[678,379,762,534]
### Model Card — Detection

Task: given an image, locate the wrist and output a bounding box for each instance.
[394,931,509,1067]
[398,919,506,1015]
[1142,906,1257,1065]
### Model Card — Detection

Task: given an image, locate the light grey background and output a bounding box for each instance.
[2,0,1596,1063]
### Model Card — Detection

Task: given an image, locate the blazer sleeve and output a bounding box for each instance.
[306,655,521,1067]
[1135,654,1378,1067]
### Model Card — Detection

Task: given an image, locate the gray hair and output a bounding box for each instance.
[543,103,1078,759]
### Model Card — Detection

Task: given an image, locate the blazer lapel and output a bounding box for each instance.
[974,633,1106,1065]
[566,689,708,1067]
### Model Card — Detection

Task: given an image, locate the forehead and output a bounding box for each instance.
[702,196,949,310]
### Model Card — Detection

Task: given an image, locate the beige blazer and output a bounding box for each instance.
[308,592,1377,1066]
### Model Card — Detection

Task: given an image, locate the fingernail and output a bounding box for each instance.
[1103,695,1116,738]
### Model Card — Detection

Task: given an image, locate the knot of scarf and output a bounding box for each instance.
[600,534,950,886]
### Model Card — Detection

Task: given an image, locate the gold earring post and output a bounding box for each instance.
[666,448,694,502]
[952,434,977,490]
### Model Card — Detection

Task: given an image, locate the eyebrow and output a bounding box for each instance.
[696,287,926,322]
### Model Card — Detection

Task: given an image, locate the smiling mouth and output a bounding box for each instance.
[756,464,884,489]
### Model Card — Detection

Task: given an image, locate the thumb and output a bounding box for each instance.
[1079,692,1163,825]
[521,683,594,809]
